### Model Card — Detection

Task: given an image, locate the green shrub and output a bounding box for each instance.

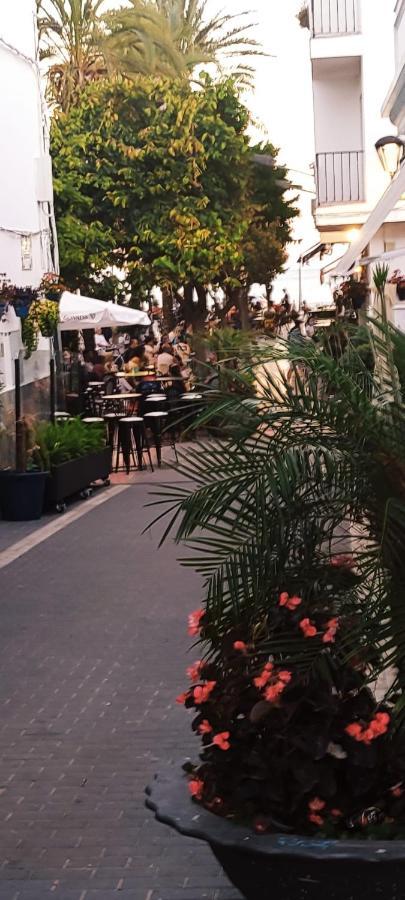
[33,418,105,469]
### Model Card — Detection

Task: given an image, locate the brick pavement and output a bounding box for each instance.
[0,483,240,900]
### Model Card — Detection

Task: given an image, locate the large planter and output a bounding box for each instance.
[45,447,112,510]
[396,284,405,301]
[0,470,48,521]
[146,768,405,900]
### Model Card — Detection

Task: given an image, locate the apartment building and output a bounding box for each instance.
[308,0,405,277]
[0,0,58,285]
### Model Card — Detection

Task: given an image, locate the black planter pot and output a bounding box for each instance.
[397,284,405,301]
[0,470,48,521]
[146,768,405,900]
[45,447,112,510]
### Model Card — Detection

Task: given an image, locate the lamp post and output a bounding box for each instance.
[375,135,405,179]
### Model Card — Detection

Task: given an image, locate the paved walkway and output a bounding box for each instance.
[0,481,239,900]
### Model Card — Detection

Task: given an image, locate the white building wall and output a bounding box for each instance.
[0,0,57,287]
[313,61,363,153]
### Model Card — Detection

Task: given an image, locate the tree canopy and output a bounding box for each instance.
[51,75,297,318]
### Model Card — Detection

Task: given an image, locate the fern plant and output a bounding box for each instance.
[154,318,405,836]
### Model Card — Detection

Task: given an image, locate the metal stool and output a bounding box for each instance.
[54,411,71,422]
[144,411,177,467]
[104,413,121,453]
[144,395,168,415]
[82,417,105,425]
[116,417,154,474]
[178,393,204,430]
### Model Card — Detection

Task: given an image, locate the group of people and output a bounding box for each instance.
[81,324,193,397]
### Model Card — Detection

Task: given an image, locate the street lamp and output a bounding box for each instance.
[375,135,405,179]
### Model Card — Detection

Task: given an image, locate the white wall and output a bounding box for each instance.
[313,58,362,152]
[395,0,405,78]
[0,0,56,286]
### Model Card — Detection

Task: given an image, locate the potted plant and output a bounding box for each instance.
[146,312,405,898]
[389,270,405,301]
[22,298,59,357]
[34,418,111,512]
[0,417,48,521]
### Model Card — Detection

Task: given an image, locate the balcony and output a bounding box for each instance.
[311,0,360,36]
[316,151,365,205]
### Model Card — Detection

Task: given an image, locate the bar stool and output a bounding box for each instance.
[104,412,121,453]
[82,417,105,426]
[144,395,168,415]
[116,417,154,474]
[54,412,71,422]
[144,411,177,466]
[178,393,204,430]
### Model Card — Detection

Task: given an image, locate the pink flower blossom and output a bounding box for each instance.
[187,660,203,682]
[193,681,216,705]
[198,719,213,735]
[212,732,231,751]
[188,609,205,636]
[188,778,204,799]
[299,618,317,638]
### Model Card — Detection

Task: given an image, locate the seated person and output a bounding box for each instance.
[123,337,144,365]
[157,343,175,376]
[124,345,146,372]
[94,328,111,355]
[165,365,186,402]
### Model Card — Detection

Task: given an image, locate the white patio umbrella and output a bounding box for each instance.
[59,291,150,330]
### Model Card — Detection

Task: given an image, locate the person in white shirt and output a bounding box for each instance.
[94,328,110,355]
[157,344,175,375]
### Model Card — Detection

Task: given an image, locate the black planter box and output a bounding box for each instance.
[146,768,405,900]
[45,447,112,507]
[0,471,48,521]
[397,284,405,301]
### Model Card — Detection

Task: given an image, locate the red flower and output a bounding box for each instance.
[278,670,292,684]
[309,813,324,826]
[193,681,216,705]
[176,692,189,705]
[331,809,343,818]
[188,609,205,636]
[309,797,325,812]
[233,641,248,653]
[323,618,340,644]
[253,662,274,689]
[345,712,390,744]
[299,618,317,638]
[198,719,213,735]
[212,731,231,751]
[330,555,355,569]
[391,783,403,798]
[188,778,204,800]
[345,723,363,741]
[264,683,284,702]
[187,660,203,682]
[279,592,302,611]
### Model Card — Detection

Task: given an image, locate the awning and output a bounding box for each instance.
[299,242,327,265]
[330,162,405,276]
[59,291,150,330]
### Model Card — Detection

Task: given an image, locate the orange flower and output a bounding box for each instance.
[331,554,355,569]
[188,778,204,799]
[233,641,248,653]
[391,783,403,798]
[345,723,363,741]
[176,692,190,705]
[187,660,203,682]
[253,662,274,689]
[309,797,325,812]
[299,618,317,638]
[309,813,324,826]
[323,618,340,644]
[198,719,213,735]
[278,671,292,684]
[188,609,205,636]
[193,681,216,705]
[264,683,285,702]
[212,732,231,751]
[279,592,302,611]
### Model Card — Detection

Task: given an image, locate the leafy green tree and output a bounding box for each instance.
[104,0,263,84]
[51,76,296,325]
[37,0,108,111]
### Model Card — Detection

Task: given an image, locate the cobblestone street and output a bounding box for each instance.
[0,482,239,900]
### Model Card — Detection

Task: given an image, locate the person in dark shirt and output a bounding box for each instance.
[123,337,145,364]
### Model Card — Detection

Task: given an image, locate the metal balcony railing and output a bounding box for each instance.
[311,0,360,36]
[316,151,364,204]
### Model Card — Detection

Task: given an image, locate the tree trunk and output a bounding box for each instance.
[230,286,250,330]
[180,283,207,333]
[162,288,175,332]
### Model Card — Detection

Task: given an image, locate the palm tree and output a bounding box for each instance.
[37,0,108,111]
[155,311,405,713]
[104,0,263,83]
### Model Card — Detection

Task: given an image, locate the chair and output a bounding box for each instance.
[144,411,178,466]
[115,417,154,474]
[104,412,121,454]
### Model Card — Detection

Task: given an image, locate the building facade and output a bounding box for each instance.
[0,0,58,286]
[309,0,405,270]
